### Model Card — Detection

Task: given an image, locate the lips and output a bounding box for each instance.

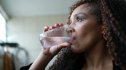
[68,36,77,44]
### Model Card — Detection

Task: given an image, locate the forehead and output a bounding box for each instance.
[70,4,92,19]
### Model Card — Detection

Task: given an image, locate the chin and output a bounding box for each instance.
[70,45,85,54]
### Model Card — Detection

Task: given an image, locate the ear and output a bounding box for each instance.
[101,23,107,40]
[101,24,105,33]
[97,23,104,33]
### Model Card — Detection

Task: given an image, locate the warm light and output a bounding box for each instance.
[0,13,6,42]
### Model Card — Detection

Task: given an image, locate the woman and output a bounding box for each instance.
[21,0,126,70]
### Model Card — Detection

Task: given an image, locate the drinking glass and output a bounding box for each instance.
[40,25,71,48]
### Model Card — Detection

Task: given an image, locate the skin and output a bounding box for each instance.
[69,4,102,53]
[29,3,113,70]
[29,24,70,70]
[69,4,113,70]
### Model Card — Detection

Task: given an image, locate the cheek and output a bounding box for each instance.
[77,21,95,42]
[73,21,101,53]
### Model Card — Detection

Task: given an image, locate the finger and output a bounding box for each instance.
[50,42,70,54]
[54,23,60,28]
[52,25,56,29]
[44,26,49,32]
[59,23,64,27]
[49,26,53,30]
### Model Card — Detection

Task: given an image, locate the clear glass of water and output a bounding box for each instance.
[40,25,71,48]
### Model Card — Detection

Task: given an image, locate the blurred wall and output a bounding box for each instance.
[6,14,68,67]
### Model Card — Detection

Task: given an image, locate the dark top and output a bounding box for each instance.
[20,62,121,70]
[20,63,32,70]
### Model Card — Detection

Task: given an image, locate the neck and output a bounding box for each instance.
[84,40,112,69]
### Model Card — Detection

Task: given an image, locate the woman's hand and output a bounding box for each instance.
[29,23,70,70]
[43,23,70,57]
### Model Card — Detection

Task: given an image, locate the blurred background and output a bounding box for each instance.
[0,0,76,70]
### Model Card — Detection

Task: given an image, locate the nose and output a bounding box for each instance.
[66,26,75,35]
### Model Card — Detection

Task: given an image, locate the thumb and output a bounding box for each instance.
[50,42,70,54]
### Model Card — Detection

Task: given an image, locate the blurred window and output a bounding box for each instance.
[0,13,6,42]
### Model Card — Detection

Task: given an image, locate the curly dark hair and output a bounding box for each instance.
[48,0,126,70]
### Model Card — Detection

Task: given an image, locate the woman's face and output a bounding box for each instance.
[69,4,103,53]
